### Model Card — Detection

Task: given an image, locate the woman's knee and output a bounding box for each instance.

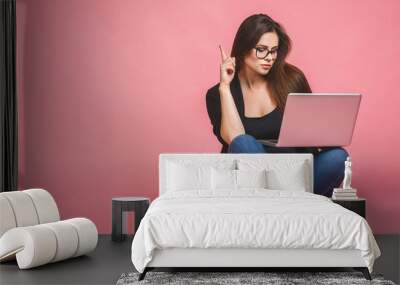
[319,147,349,164]
[313,147,349,196]
[228,134,264,153]
[230,134,256,145]
[317,147,349,181]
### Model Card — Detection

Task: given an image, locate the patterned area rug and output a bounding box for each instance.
[116,271,397,285]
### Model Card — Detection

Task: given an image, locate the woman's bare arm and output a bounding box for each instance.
[218,45,245,144]
[219,83,245,144]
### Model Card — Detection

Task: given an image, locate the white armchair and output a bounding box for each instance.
[0,188,98,269]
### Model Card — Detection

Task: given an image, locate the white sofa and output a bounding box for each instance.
[0,188,98,269]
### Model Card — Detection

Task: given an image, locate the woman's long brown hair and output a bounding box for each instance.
[231,14,312,112]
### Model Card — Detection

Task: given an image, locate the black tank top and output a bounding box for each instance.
[242,107,283,140]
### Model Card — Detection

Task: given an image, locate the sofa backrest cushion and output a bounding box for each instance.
[0,189,60,238]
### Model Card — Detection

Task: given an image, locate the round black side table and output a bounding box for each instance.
[112,197,150,242]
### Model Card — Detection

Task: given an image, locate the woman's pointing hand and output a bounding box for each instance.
[219,44,235,87]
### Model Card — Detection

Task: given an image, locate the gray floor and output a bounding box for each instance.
[0,235,134,285]
[0,234,399,285]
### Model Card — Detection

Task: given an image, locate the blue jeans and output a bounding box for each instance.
[228,134,349,197]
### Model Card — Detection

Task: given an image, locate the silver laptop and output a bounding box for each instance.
[257,93,362,147]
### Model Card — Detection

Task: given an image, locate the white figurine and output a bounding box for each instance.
[342,156,352,189]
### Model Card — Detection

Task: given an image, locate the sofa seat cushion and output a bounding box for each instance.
[0,218,98,269]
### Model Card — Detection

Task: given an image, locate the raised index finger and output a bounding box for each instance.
[219,44,228,62]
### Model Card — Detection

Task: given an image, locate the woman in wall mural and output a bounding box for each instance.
[205,13,348,197]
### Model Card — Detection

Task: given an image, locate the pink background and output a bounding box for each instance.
[16,0,400,234]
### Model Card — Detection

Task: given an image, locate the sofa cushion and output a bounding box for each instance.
[0,192,39,227]
[0,189,60,238]
[0,218,97,269]
[0,196,17,237]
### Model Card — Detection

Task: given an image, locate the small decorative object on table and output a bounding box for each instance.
[331,156,366,217]
[332,156,358,200]
[112,197,150,242]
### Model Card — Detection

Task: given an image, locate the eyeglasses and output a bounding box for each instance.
[254,47,278,59]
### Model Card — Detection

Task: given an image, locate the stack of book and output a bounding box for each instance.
[332,188,358,200]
